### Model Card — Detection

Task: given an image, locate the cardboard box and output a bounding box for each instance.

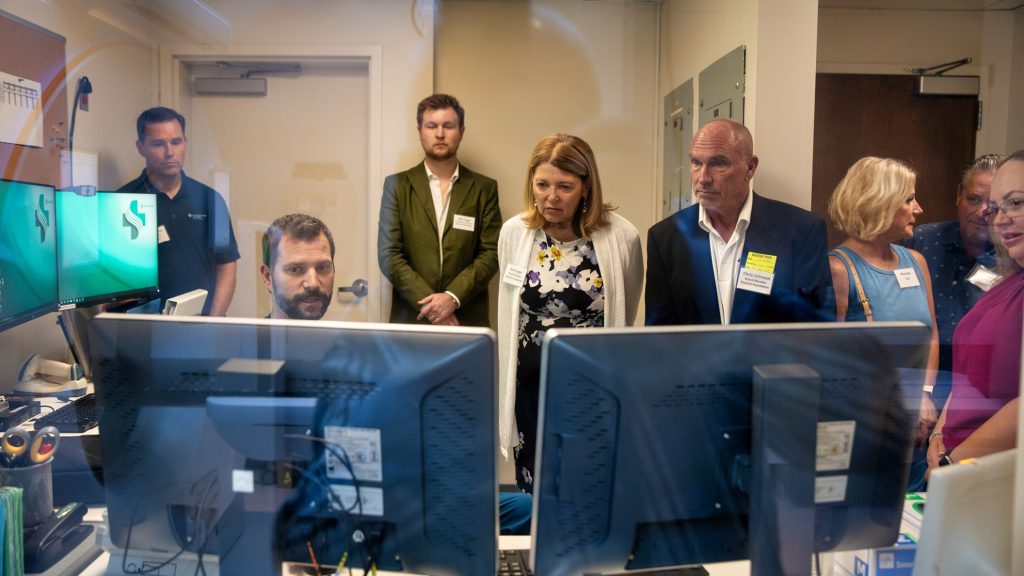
[833,493,925,576]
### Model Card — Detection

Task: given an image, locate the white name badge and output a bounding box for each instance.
[157,224,170,244]
[736,267,774,295]
[894,268,920,289]
[452,214,475,232]
[967,263,1000,292]
[503,263,527,287]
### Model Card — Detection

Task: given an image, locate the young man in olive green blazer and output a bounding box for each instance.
[378,94,501,327]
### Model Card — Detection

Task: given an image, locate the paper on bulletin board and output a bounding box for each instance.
[0,70,43,147]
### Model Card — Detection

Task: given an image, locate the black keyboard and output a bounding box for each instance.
[498,549,532,576]
[34,393,99,433]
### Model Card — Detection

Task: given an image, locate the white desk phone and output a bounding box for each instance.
[15,354,88,396]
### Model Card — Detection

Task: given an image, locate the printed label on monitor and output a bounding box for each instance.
[330,485,384,516]
[816,420,856,471]
[324,426,383,482]
[814,475,848,504]
[232,469,255,494]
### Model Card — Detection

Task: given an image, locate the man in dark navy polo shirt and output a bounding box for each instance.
[119,107,239,316]
[904,153,1001,413]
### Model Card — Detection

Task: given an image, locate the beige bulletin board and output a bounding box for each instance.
[0,9,68,186]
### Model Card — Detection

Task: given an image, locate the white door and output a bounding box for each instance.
[166,52,380,322]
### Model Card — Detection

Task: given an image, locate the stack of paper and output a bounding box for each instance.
[0,486,23,576]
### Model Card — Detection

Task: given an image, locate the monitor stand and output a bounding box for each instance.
[749,363,821,576]
[57,305,101,379]
[56,299,160,381]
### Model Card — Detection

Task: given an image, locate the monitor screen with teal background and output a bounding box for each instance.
[0,179,58,332]
[57,190,159,307]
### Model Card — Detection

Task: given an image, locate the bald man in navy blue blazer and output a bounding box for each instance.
[646,120,833,326]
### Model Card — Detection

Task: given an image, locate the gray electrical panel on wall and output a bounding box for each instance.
[663,79,693,217]
[699,46,745,126]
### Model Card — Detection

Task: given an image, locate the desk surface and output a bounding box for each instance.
[25,393,758,576]
[70,517,756,576]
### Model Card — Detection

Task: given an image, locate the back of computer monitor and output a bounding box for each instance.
[912,449,1015,576]
[532,322,930,576]
[90,314,498,576]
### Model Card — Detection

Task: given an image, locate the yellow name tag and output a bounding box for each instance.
[745,252,777,274]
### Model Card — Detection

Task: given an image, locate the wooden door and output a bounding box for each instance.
[812,74,979,247]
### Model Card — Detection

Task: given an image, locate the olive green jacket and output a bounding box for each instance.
[377,162,501,327]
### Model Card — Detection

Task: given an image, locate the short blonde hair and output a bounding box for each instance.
[828,157,916,242]
[520,133,615,239]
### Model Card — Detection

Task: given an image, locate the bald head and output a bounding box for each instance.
[695,119,754,158]
[689,119,758,230]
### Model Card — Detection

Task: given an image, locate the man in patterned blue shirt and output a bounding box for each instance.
[904,154,1001,412]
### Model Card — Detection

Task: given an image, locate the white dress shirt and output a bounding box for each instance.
[424,162,460,269]
[698,191,753,325]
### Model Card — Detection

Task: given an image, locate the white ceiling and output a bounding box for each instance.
[819,0,1023,10]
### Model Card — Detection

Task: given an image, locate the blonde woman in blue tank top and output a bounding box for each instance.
[827,157,940,490]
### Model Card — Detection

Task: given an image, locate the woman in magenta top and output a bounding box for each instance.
[927,150,1024,474]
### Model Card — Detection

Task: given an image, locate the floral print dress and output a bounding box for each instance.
[513,233,604,493]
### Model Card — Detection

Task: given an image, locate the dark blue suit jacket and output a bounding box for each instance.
[645,193,834,325]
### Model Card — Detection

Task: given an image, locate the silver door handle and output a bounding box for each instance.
[337,278,368,298]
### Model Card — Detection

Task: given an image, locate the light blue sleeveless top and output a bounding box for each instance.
[830,244,932,326]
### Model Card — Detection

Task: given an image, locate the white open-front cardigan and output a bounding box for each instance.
[496,211,644,460]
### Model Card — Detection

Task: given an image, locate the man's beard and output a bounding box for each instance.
[275,287,331,320]
[424,144,457,163]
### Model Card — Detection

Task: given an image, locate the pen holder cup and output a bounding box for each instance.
[0,458,53,527]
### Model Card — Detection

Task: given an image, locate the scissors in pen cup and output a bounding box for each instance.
[2,428,31,466]
[29,426,60,464]
[1,426,60,467]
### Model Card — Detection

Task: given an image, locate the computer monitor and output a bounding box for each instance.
[0,178,57,332]
[531,322,931,576]
[89,314,497,576]
[912,449,1015,576]
[56,190,159,308]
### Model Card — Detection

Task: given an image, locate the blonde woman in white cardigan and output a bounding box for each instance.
[497,133,644,493]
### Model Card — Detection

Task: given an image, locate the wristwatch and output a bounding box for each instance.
[938,452,954,467]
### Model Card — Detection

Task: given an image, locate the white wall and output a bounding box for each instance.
[980,11,1014,156]
[436,0,658,484]
[157,0,435,320]
[660,0,818,209]
[817,6,1020,157]
[436,0,659,244]
[750,0,818,210]
[0,0,435,386]
[184,62,372,320]
[0,2,158,189]
[1009,8,1024,153]
[164,0,434,177]
[661,0,758,111]
[0,1,156,390]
